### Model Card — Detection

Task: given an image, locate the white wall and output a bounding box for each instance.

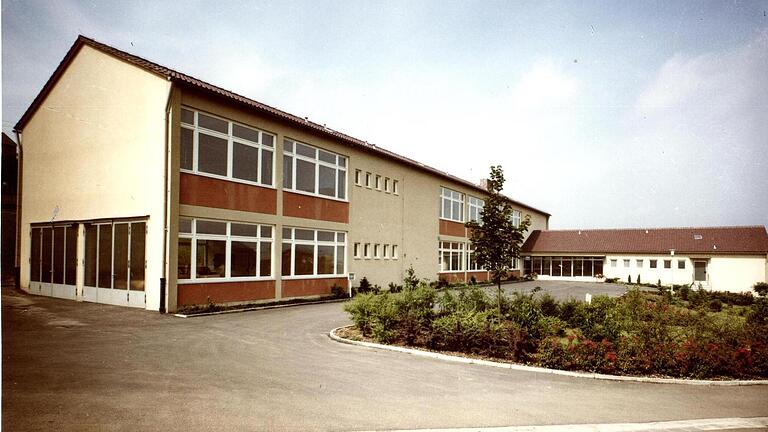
[709,256,767,293]
[19,45,171,310]
[603,255,694,286]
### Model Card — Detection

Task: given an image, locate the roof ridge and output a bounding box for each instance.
[542,225,767,232]
[18,35,549,216]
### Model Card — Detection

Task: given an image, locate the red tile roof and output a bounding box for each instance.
[14,35,549,217]
[522,226,768,255]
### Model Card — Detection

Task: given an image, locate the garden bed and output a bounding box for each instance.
[343,283,768,380]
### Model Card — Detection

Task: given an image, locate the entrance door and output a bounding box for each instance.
[694,261,707,282]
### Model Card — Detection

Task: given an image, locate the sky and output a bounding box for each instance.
[2,0,767,229]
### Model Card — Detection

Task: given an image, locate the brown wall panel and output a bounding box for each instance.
[179,173,277,214]
[283,191,349,223]
[178,280,276,306]
[467,271,491,282]
[437,272,465,284]
[282,277,348,298]
[439,220,466,237]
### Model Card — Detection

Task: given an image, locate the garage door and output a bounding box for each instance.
[29,224,78,300]
[83,220,146,308]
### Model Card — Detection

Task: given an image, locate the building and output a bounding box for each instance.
[14,35,549,312]
[521,226,768,292]
[2,133,19,286]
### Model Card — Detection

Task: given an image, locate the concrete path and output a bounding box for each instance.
[3,288,767,431]
[499,280,629,301]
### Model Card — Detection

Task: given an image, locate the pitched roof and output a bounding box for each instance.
[14,35,549,217]
[522,226,768,255]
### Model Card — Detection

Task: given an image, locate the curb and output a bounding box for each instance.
[174,298,348,318]
[329,326,768,386]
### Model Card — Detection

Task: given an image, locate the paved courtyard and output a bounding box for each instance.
[500,279,629,301]
[3,286,767,431]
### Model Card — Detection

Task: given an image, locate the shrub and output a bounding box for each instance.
[637,274,641,284]
[557,298,581,325]
[358,277,373,294]
[604,277,619,283]
[678,285,690,301]
[709,299,723,312]
[627,275,632,284]
[506,292,542,335]
[754,282,768,297]
[403,265,419,289]
[331,284,345,298]
[537,316,568,338]
[469,275,477,285]
[657,279,662,287]
[436,278,449,289]
[538,293,558,317]
[388,282,403,294]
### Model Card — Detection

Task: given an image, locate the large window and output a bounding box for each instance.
[439,241,464,272]
[440,187,464,222]
[281,227,346,277]
[468,197,484,223]
[466,244,483,271]
[283,139,347,200]
[180,107,275,186]
[524,256,604,277]
[84,220,146,291]
[178,218,273,281]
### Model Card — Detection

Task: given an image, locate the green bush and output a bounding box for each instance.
[538,293,558,317]
[754,282,768,297]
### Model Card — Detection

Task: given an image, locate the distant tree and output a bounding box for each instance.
[466,165,531,314]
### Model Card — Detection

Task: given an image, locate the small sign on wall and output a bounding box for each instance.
[348,273,355,281]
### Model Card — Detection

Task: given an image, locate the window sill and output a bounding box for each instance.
[281,274,347,280]
[283,188,349,203]
[178,277,275,284]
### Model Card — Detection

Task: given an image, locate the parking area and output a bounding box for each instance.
[3,286,767,431]
[500,280,629,301]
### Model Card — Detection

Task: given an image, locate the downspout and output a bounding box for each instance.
[13,129,23,289]
[160,77,173,313]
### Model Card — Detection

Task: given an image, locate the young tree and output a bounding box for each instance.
[465,165,531,314]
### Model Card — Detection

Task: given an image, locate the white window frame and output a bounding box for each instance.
[365,172,372,188]
[364,243,371,259]
[610,259,617,268]
[373,244,380,259]
[384,177,390,193]
[283,138,348,201]
[511,210,522,228]
[353,242,361,259]
[466,244,484,271]
[623,259,630,267]
[383,244,390,259]
[354,169,362,186]
[375,175,381,190]
[280,227,347,279]
[177,218,274,283]
[393,180,399,195]
[468,196,485,223]
[180,107,275,188]
[439,241,465,272]
[392,245,398,259]
[440,187,465,222]
[636,259,643,267]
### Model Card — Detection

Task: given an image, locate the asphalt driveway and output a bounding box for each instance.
[3,287,767,431]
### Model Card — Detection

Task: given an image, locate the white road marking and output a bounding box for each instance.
[362,416,768,432]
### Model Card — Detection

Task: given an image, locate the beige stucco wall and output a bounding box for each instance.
[709,255,766,293]
[19,45,171,309]
[178,90,549,291]
[602,254,694,286]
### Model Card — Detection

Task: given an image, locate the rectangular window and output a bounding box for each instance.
[355,169,362,186]
[636,259,643,267]
[678,260,685,269]
[511,210,521,228]
[353,242,361,258]
[610,259,617,268]
[384,178,390,193]
[393,180,399,194]
[623,259,630,267]
[280,227,346,277]
[439,241,465,272]
[180,107,274,186]
[84,225,96,286]
[573,258,583,276]
[467,244,482,271]
[373,244,380,259]
[468,196,485,223]
[392,245,398,259]
[283,139,347,200]
[383,244,389,259]
[440,187,465,222]
[365,172,372,188]
[53,226,65,284]
[364,243,371,259]
[552,257,562,277]
[375,175,381,190]
[650,259,657,269]
[664,259,671,269]
[177,218,273,281]
[65,225,77,285]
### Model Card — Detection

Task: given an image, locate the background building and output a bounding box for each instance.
[15,36,548,312]
[522,226,768,292]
